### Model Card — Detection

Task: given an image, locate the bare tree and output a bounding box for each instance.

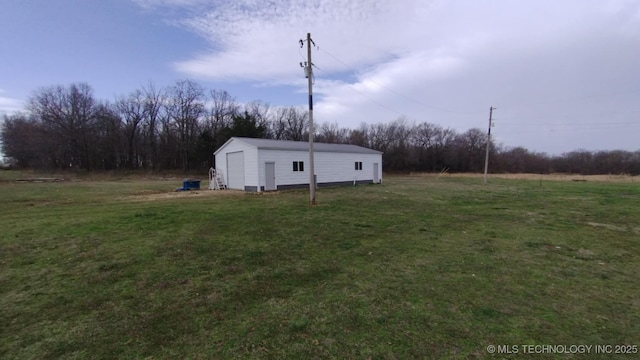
[205,89,239,151]
[166,80,205,171]
[93,103,124,170]
[317,122,349,143]
[27,83,99,169]
[451,128,487,172]
[383,118,414,171]
[412,122,440,149]
[207,89,238,133]
[243,100,272,138]
[0,113,47,168]
[270,106,308,141]
[411,122,454,171]
[115,90,146,168]
[493,147,549,174]
[347,123,370,147]
[12,79,640,175]
[270,107,288,140]
[368,123,388,151]
[432,127,457,171]
[141,82,165,169]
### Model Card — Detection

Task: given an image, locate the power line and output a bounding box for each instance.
[498,88,640,111]
[308,44,640,137]
[500,121,640,128]
[314,46,640,126]
[311,66,406,118]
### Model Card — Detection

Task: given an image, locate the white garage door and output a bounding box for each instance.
[226,151,244,190]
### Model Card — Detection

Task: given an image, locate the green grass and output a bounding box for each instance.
[1,174,639,359]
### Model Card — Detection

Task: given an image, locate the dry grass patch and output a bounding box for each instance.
[410,172,639,183]
[124,189,246,202]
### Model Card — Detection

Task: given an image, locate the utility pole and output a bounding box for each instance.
[301,33,316,205]
[483,106,495,184]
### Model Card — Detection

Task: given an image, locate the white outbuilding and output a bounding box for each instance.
[213,137,383,191]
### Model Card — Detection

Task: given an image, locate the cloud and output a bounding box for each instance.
[170,0,437,81]
[132,0,210,9]
[137,0,640,153]
[0,90,24,115]
[165,0,633,86]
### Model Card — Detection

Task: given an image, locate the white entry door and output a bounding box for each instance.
[265,162,276,191]
[373,163,379,183]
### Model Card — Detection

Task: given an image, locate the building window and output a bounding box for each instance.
[293,161,304,172]
[355,161,363,170]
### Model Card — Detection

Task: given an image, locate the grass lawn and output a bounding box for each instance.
[1,172,639,359]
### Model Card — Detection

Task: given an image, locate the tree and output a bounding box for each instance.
[411,122,451,171]
[451,128,487,172]
[191,89,240,169]
[115,90,146,168]
[208,90,238,129]
[369,118,413,171]
[497,146,529,173]
[7,79,640,175]
[166,80,205,172]
[206,89,239,148]
[0,113,46,168]
[347,123,370,148]
[270,106,309,141]
[223,111,268,139]
[431,127,457,172]
[27,83,99,169]
[244,100,272,138]
[558,150,594,174]
[93,103,124,170]
[317,122,349,143]
[140,82,165,170]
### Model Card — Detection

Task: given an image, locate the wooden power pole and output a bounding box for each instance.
[483,106,495,184]
[304,33,316,205]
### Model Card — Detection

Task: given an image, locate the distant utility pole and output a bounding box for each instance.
[483,106,495,184]
[300,33,316,205]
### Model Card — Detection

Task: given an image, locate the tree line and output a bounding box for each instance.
[2,81,640,175]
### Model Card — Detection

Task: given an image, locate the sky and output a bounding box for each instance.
[1,0,639,155]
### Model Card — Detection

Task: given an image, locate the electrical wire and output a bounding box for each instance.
[498,88,640,111]
[302,41,640,133]
[297,38,407,118]
[500,121,640,127]
[311,65,407,118]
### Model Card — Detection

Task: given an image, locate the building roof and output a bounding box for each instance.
[215,137,383,155]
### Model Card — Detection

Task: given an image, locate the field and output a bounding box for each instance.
[1,172,639,359]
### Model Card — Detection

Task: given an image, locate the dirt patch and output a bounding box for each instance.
[587,222,628,232]
[15,177,65,182]
[124,189,247,202]
[576,248,595,259]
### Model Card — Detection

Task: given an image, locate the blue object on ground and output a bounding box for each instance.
[179,178,201,191]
